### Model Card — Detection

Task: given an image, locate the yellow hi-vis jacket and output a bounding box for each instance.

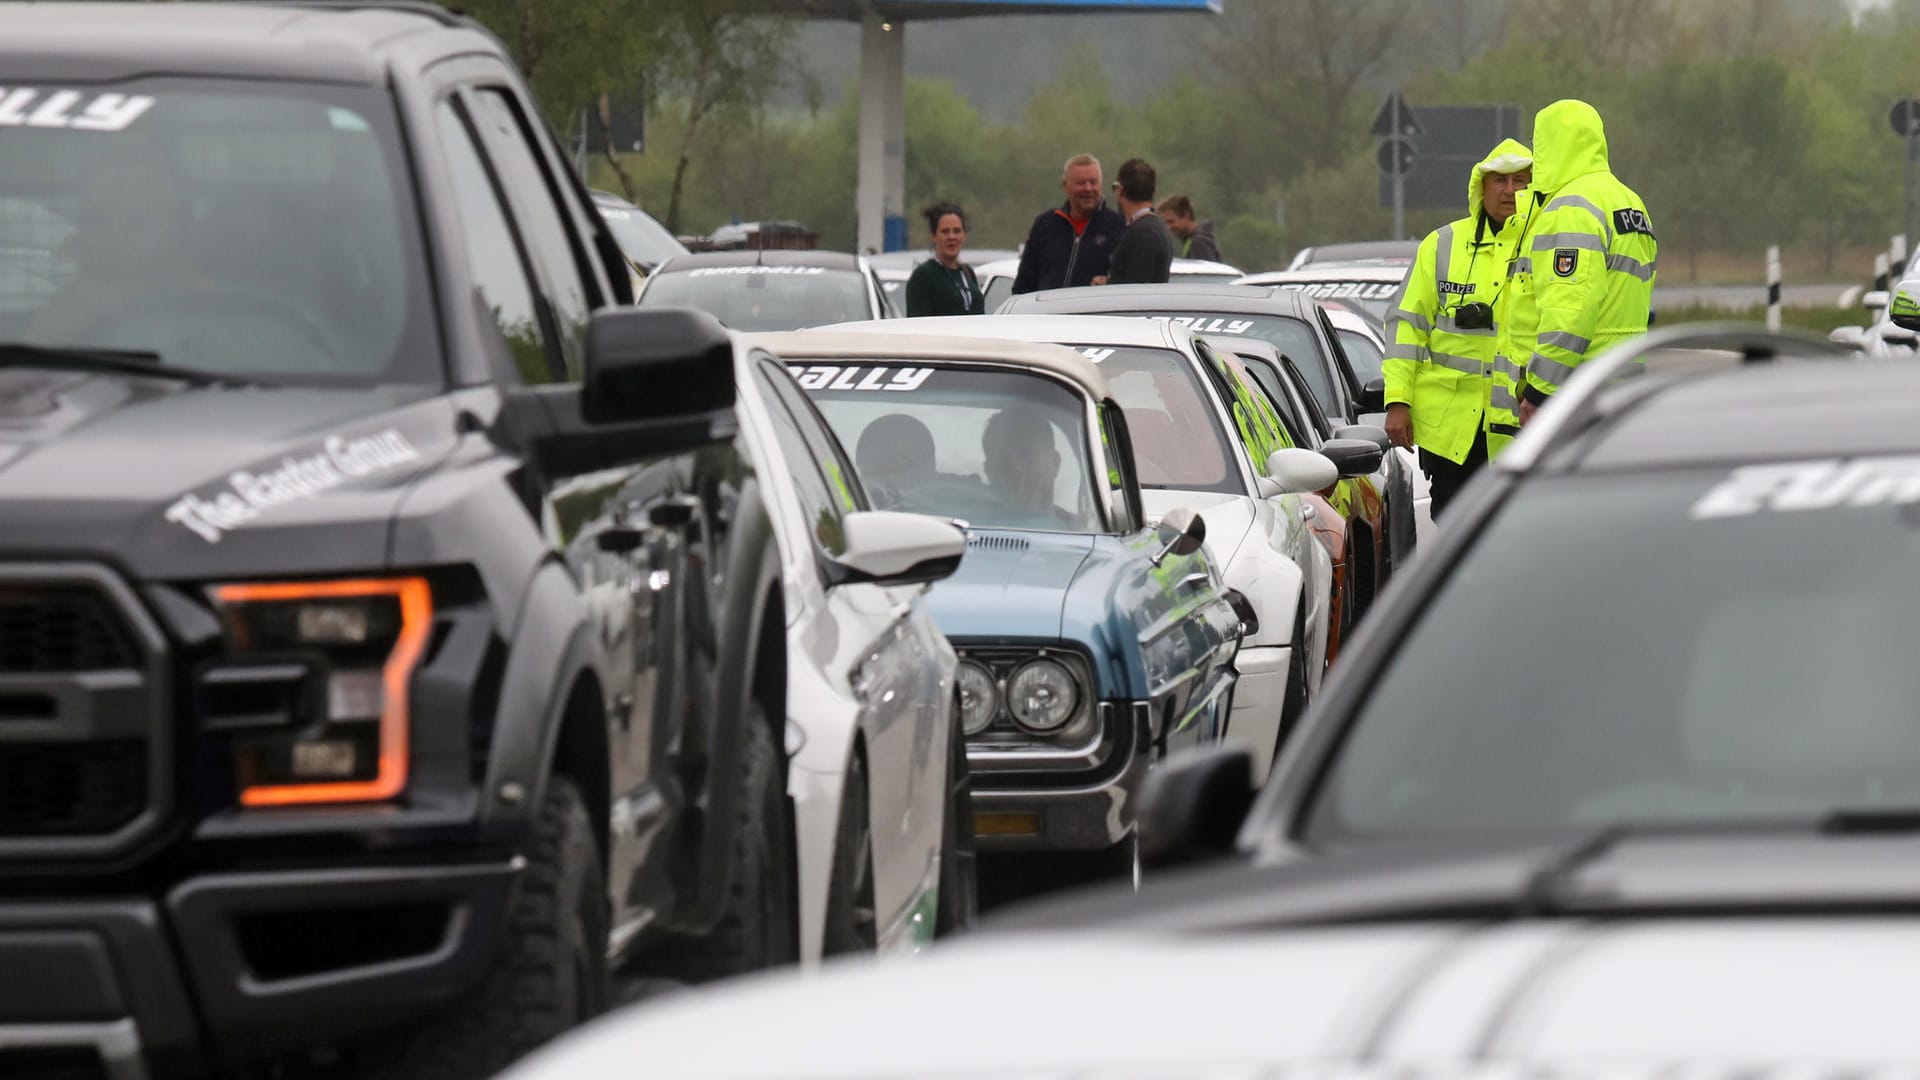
[1385,138,1530,465]
[1494,99,1656,431]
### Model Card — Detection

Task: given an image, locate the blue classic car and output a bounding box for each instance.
[756,331,1243,882]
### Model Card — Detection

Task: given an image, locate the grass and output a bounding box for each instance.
[1655,302,1863,336]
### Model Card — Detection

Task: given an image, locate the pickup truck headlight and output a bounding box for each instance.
[1006,658,1078,733]
[210,577,431,806]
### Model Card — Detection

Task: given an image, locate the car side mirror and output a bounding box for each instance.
[1331,423,1391,454]
[1317,437,1385,479]
[1138,744,1255,871]
[1890,278,1920,333]
[1357,376,1386,413]
[1864,289,1891,313]
[1151,506,1207,565]
[497,308,737,478]
[1266,448,1339,494]
[828,512,967,587]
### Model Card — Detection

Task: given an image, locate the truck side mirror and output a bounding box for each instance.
[1138,745,1255,871]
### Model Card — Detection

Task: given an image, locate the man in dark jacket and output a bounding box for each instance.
[1011,153,1126,294]
[1105,158,1172,285]
[1159,194,1222,262]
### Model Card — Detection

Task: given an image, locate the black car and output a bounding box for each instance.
[1126,324,1913,880]
[998,283,1417,570]
[0,5,818,1076]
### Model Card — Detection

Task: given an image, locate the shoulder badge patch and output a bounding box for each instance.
[1554,248,1579,277]
[1613,207,1656,238]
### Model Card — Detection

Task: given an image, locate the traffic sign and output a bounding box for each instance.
[1377,136,1416,177]
[1892,98,1920,137]
[1370,91,1422,138]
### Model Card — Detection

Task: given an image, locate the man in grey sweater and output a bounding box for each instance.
[1104,158,1172,285]
[1160,194,1223,263]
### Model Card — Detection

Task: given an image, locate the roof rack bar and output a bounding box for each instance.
[1497,320,1850,472]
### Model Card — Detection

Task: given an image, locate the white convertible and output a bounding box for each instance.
[827,315,1337,783]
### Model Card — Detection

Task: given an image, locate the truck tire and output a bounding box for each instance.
[935,708,977,937]
[352,776,607,1080]
[676,704,798,979]
[822,750,876,956]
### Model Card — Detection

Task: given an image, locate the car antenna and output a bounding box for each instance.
[1516,826,1625,917]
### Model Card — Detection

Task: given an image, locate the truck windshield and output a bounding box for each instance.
[1305,467,1920,840]
[801,364,1104,533]
[0,78,437,382]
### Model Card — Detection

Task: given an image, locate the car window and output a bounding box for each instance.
[434,98,558,384]
[755,358,862,556]
[466,88,591,377]
[1196,338,1290,466]
[639,266,872,331]
[1072,344,1240,496]
[1273,279,1399,321]
[1305,467,1920,840]
[1224,354,1298,452]
[1099,402,1140,533]
[1135,311,1338,419]
[1338,328,1386,385]
[982,274,1013,314]
[801,362,1104,534]
[0,78,438,381]
[596,200,687,270]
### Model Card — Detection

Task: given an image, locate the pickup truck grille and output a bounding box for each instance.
[0,567,169,858]
[0,588,139,673]
[0,741,147,837]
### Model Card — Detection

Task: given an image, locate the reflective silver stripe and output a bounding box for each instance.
[1427,350,1484,375]
[1543,194,1613,240]
[1489,385,1520,410]
[1531,231,1607,253]
[1528,351,1579,386]
[1437,312,1495,336]
[1384,343,1426,362]
[1606,253,1657,282]
[1511,256,1533,275]
[1538,330,1592,355]
[1394,308,1433,331]
[1491,355,1525,380]
[1488,423,1521,436]
[1434,223,1455,289]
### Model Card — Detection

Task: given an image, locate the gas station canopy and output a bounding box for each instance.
[742,0,1220,253]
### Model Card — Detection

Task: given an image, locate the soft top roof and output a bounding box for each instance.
[754,331,1112,401]
[0,3,492,84]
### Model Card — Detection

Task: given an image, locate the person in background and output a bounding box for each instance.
[1105,158,1172,286]
[1384,138,1532,516]
[1011,153,1125,294]
[1159,194,1222,263]
[906,202,984,316]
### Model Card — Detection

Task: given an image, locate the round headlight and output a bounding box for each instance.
[1006,659,1079,733]
[956,661,999,735]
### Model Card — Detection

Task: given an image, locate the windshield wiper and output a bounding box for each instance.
[0,343,268,386]
[1820,808,1920,834]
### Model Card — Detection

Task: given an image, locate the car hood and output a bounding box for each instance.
[1142,488,1255,570]
[0,370,454,580]
[924,530,1095,641]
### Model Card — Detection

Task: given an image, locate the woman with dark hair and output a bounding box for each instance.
[905,202,984,316]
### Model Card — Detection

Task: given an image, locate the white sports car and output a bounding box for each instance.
[826,314,1339,785]
[729,334,977,958]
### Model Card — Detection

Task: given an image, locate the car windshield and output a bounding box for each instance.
[1273,280,1400,322]
[1305,467,1920,840]
[639,265,869,331]
[1338,329,1386,385]
[0,79,436,381]
[596,201,686,270]
[1071,344,1240,495]
[1135,312,1339,419]
[800,363,1104,533]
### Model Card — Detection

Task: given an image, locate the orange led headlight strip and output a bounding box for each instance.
[214,577,432,807]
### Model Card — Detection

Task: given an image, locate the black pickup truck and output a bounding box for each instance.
[0,4,802,1076]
